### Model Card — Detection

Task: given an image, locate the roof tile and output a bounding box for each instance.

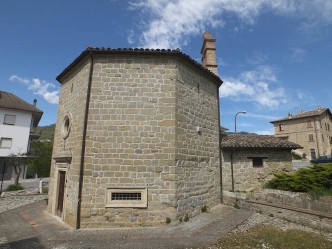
[221,134,302,149]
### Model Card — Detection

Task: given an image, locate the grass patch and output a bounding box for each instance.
[5,184,24,192]
[211,224,332,249]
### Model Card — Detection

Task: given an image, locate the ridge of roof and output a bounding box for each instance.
[56,47,223,85]
[221,134,302,149]
[271,107,330,123]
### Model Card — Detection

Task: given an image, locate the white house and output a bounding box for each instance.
[0,91,43,181]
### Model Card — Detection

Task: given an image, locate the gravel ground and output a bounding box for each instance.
[0,189,47,214]
[231,212,332,241]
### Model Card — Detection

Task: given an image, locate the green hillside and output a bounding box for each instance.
[37,124,56,141]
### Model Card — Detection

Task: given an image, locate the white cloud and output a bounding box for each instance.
[246,51,269,65]
[290,48,306,63]
[255,129,274,135]
[220,66,287,109]
[245,113,279,120]
[9,75,59,104]
[130,0,332,49]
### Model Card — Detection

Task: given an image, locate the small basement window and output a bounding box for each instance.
[247,157,268,168]
[106,188,147,208]
[111,192,141,201]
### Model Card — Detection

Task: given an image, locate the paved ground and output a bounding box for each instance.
[0,201,253,249]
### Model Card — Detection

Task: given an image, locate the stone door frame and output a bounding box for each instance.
[52,163,69,221]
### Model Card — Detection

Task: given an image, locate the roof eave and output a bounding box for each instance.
[56,48,223,86]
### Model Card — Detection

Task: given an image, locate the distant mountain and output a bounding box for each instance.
[37,124,55,141]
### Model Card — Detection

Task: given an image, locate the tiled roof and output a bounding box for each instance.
[56,47,223,85]
[271,108,331,123]
[0,91,43,125]
[221,134,302,149]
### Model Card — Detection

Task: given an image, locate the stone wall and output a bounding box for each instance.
[175,62,220,219]
[252,189,332,215]
[222,148,292,192]
[50,52,221,228]
[78,54,178,227]
[48,59,91,227]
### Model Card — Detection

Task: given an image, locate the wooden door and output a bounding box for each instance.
[57,171,66,217]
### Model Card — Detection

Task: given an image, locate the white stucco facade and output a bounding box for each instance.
[0,108,33,157]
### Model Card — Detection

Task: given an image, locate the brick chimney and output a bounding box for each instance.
[201,32,218,76]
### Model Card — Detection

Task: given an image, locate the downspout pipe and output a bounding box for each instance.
[231,148,235,192]
[217,90,223,203]
[77,53,94,229]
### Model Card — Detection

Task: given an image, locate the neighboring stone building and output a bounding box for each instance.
[48,33,223,228]
[271,107,332,160]
[0,91,42,181]
[221,134,301,192]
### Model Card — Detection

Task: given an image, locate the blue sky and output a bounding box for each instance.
[1,0,331,134]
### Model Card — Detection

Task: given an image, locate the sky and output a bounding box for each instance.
[1,0,331,134]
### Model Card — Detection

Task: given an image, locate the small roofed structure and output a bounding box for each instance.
[221,134,302,192]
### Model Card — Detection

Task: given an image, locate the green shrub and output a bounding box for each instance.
[165,217,171,224]
[184,214,189,222]
[5,184,24,192]
[265,163,332,194]
[201,205,208,213]
[42,187,48,194]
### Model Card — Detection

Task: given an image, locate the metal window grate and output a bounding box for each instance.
[111,192,141,201]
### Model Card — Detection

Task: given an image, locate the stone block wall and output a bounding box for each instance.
[252,189,332,215]
[50,52,221,228]
[175,63,220,219]
[222,148,292,192]
[48,59,91,227]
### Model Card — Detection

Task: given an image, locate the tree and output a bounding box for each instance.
[7,152,31,186]
[27,141,53,177]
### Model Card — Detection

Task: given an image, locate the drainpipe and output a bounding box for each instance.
[77,52,94,229]
[0,161,6,191]
[313,117,320,157]
[230,149,235,192]
[217,90,223,203]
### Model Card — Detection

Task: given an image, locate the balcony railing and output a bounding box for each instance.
[29,127,41,139]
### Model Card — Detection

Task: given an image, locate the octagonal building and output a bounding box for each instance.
[48,33,223,228]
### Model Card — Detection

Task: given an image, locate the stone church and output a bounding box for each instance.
[48,33,223,228]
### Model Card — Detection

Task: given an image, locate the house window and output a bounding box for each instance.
[247,157,267,168]
[279,124,284,131]
[308,134,314,142]
[3,114,16,125]
[0,138,12,148]
[106,188,147,208]
[307,120,312,128]
[328,124,330,132]
[322,134,324,142]
[310,149,316,160]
